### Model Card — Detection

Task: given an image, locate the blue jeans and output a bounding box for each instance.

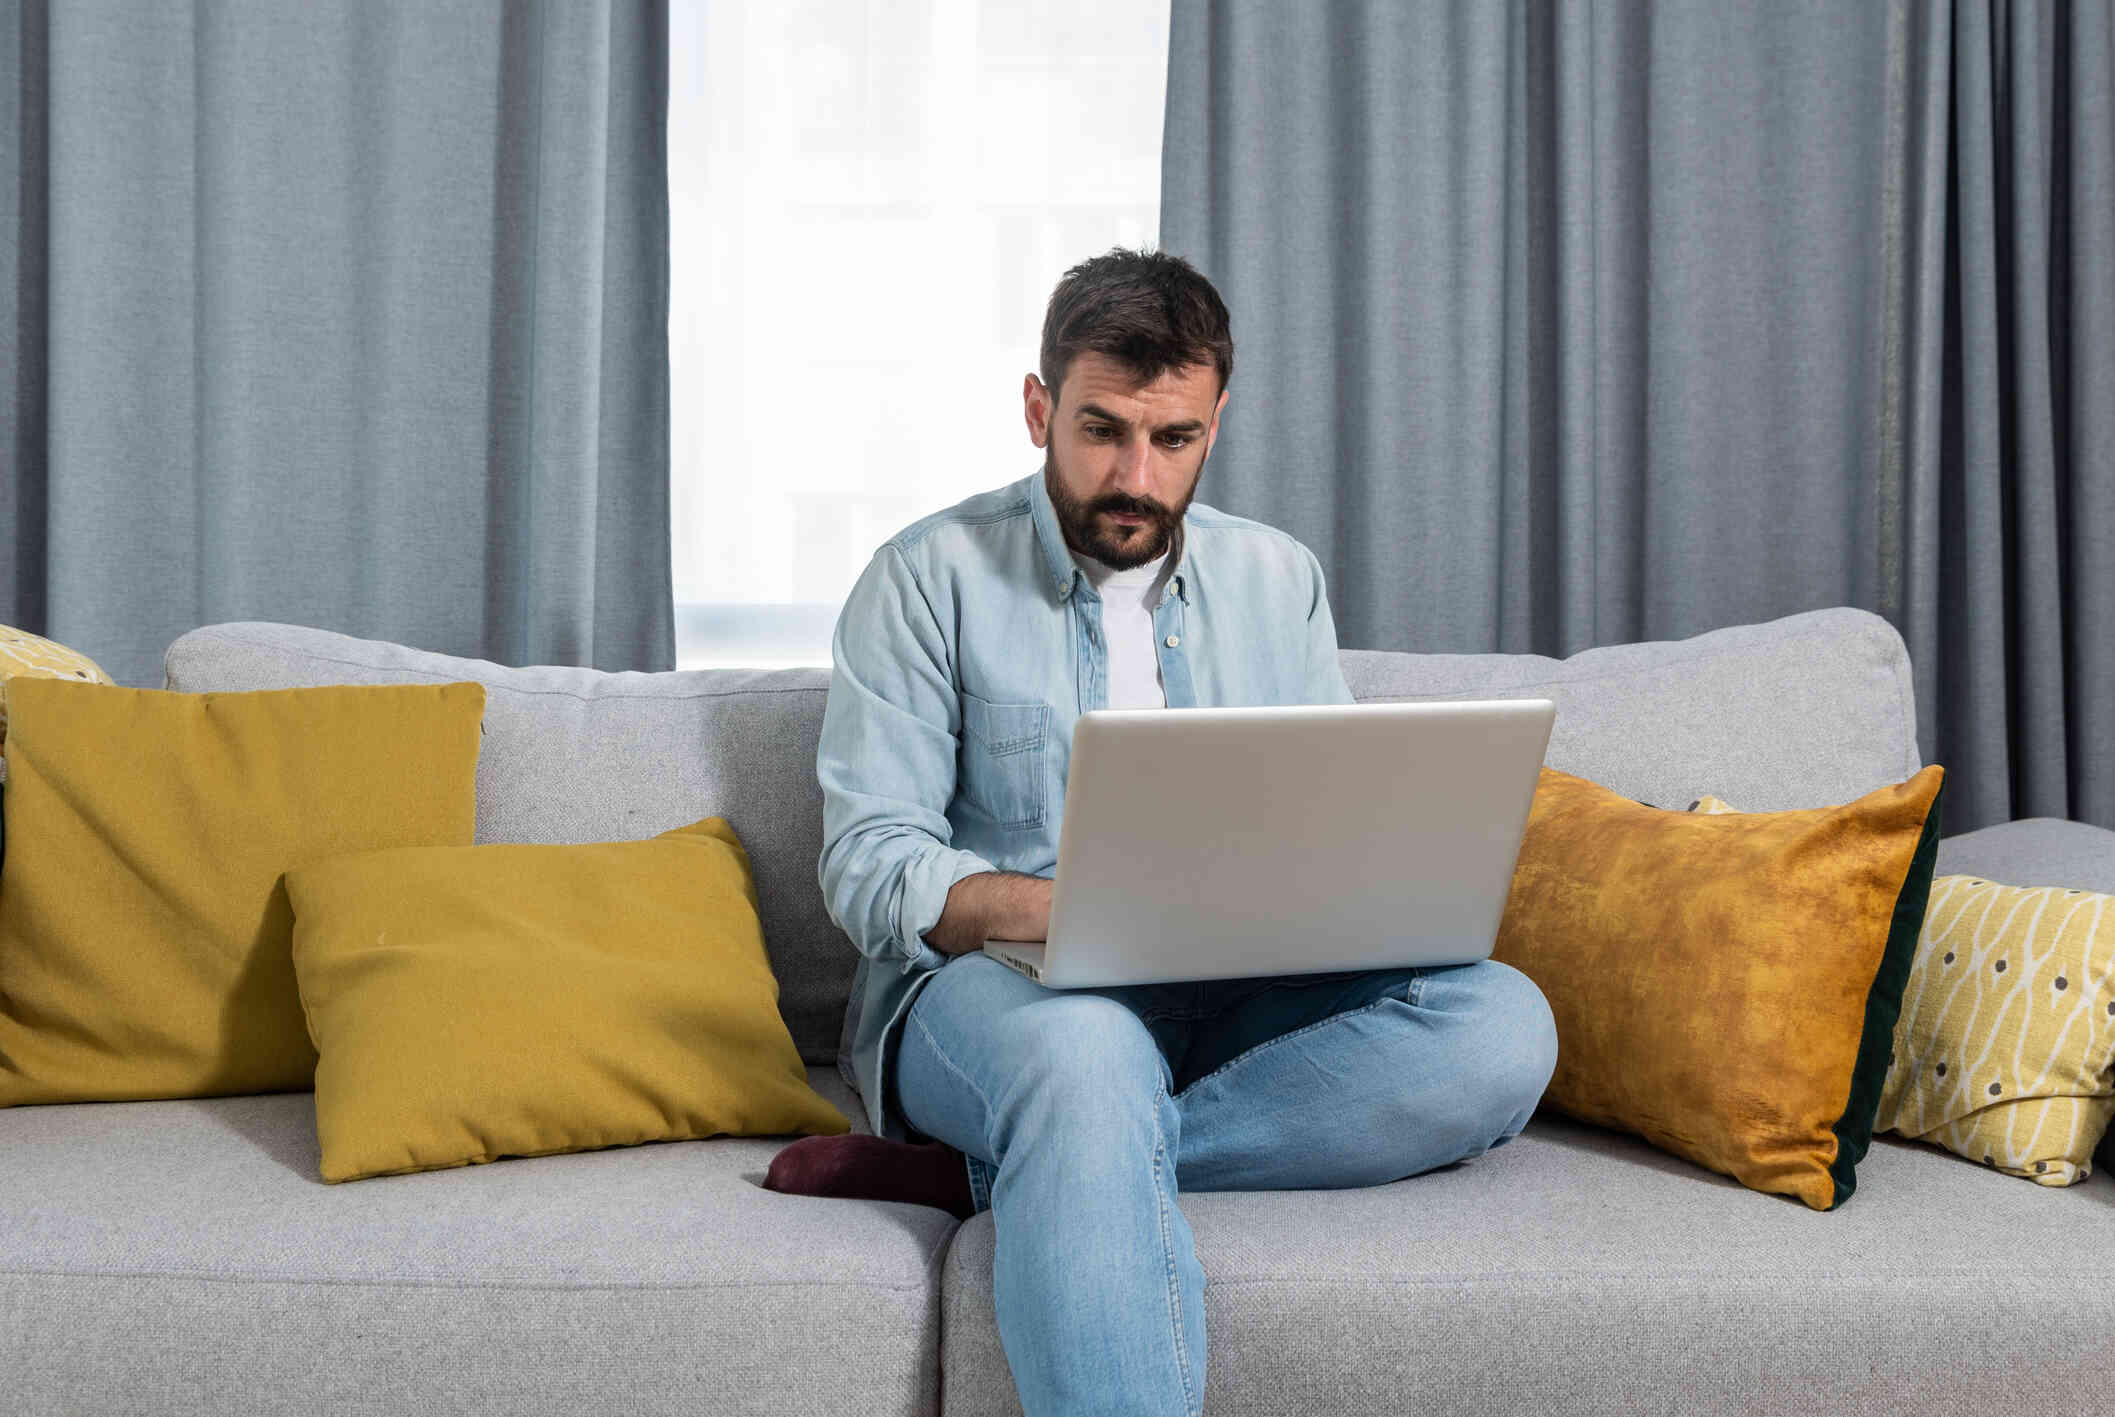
[892,953,1559,1417]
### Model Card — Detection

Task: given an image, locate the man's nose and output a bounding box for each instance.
[1111,436,1153,492]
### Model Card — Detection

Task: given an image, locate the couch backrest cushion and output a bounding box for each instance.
[1343,607,1922,814]
[163,624,847,1064]
[166,605,1921,1065]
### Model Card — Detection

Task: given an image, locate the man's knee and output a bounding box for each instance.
[1462,959,1559,1122]
[1006,995,1170,1102]
[970,996,1172,1167]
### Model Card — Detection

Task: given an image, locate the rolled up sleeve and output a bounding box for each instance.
[817,542,997,974]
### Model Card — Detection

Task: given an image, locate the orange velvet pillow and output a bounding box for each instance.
[1490,765,1945,1210]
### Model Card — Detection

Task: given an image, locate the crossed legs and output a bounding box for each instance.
[893,953,1557,1417]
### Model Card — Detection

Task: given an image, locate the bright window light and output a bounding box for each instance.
[668,0,1171,667]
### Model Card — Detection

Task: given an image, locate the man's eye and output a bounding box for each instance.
[1084,426,1114,440]
[1160,435,1191,449]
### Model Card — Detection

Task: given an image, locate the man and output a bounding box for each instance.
[768,248,1557,1417]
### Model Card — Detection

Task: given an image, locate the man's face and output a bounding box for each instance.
[1024,351,1229,570]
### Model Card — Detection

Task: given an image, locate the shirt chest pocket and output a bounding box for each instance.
[958,692,1050,831]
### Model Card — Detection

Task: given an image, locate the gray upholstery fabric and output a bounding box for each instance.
[2,0,674,689]
[143,610,2115,1416]
[1345,606,1921,814]
[162,621,846,1065]
[0,1067,948,1417]
[941,1119,2115,1417]
[1160,0,2115,838]
[1935,816,2115,896]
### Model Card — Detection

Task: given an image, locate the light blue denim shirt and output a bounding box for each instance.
[818,469,1356,1138]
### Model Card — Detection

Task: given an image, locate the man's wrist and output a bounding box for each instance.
[924,870,1048,956]
[923,872,986,956]
[980,871,1047,946]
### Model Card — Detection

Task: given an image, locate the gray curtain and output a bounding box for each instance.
[1161,0,2113,835]
[2,0,673,688]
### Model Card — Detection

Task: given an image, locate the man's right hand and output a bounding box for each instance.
[923,871,1055,957]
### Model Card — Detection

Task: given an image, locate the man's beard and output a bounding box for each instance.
[1043,448,1196,571]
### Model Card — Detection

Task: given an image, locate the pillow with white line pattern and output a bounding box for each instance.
[1,625,117,870]
[1,625,113,745]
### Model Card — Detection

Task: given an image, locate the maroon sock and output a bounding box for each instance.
[763,1134,976,1220]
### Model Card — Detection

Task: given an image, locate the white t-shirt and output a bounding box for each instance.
[1070,548,1172,710]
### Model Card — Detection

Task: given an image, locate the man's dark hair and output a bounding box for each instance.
[1038,247,1233,405]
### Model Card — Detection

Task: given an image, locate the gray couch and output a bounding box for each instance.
[5,606,2111,1415]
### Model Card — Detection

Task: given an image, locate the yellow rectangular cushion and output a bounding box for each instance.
[1491,764,1944,1210]
[1878,874,2114,1183]
[0,679,484,1107]
[283,816,850,1183]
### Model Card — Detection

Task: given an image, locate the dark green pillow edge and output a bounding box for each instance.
[1824,777,1945,1210]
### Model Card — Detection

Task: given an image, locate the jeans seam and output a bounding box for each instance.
[907,1008,1003,1171]
[1176,993,1407,1101]
[1152,1084,1196,1414]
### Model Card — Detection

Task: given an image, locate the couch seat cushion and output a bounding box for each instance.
[939,1116,2115,1417]
[0,1069,947,1417]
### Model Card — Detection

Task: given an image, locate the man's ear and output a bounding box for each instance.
[1024,373,1052,449]
[1204,386,1229,459]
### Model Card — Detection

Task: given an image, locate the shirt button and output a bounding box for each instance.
[1165,635,1180,648]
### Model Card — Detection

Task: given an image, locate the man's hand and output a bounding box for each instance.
[924,872,1054,956]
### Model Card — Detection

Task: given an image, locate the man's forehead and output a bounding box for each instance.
[1060,354,1220,421]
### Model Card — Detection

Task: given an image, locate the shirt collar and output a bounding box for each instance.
[1025,470,1192,606]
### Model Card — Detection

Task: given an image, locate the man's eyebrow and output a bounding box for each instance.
[1074,403,1207,436]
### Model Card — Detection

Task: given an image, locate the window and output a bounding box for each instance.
[668,0,1172,667]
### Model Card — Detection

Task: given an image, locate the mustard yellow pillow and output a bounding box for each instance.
[1492,765,1945,1210]
[1694,796,2115,1185]
[0,624,113,744]
[0,679,484,1106]
[284,816,850,1183]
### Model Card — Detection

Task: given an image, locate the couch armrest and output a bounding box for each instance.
[1934,817,2115,895]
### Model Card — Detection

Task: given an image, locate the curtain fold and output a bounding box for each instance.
[2,0,673,687]
[1161,0,2113,834]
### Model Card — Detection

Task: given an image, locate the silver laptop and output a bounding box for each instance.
[983,698,1556,988]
